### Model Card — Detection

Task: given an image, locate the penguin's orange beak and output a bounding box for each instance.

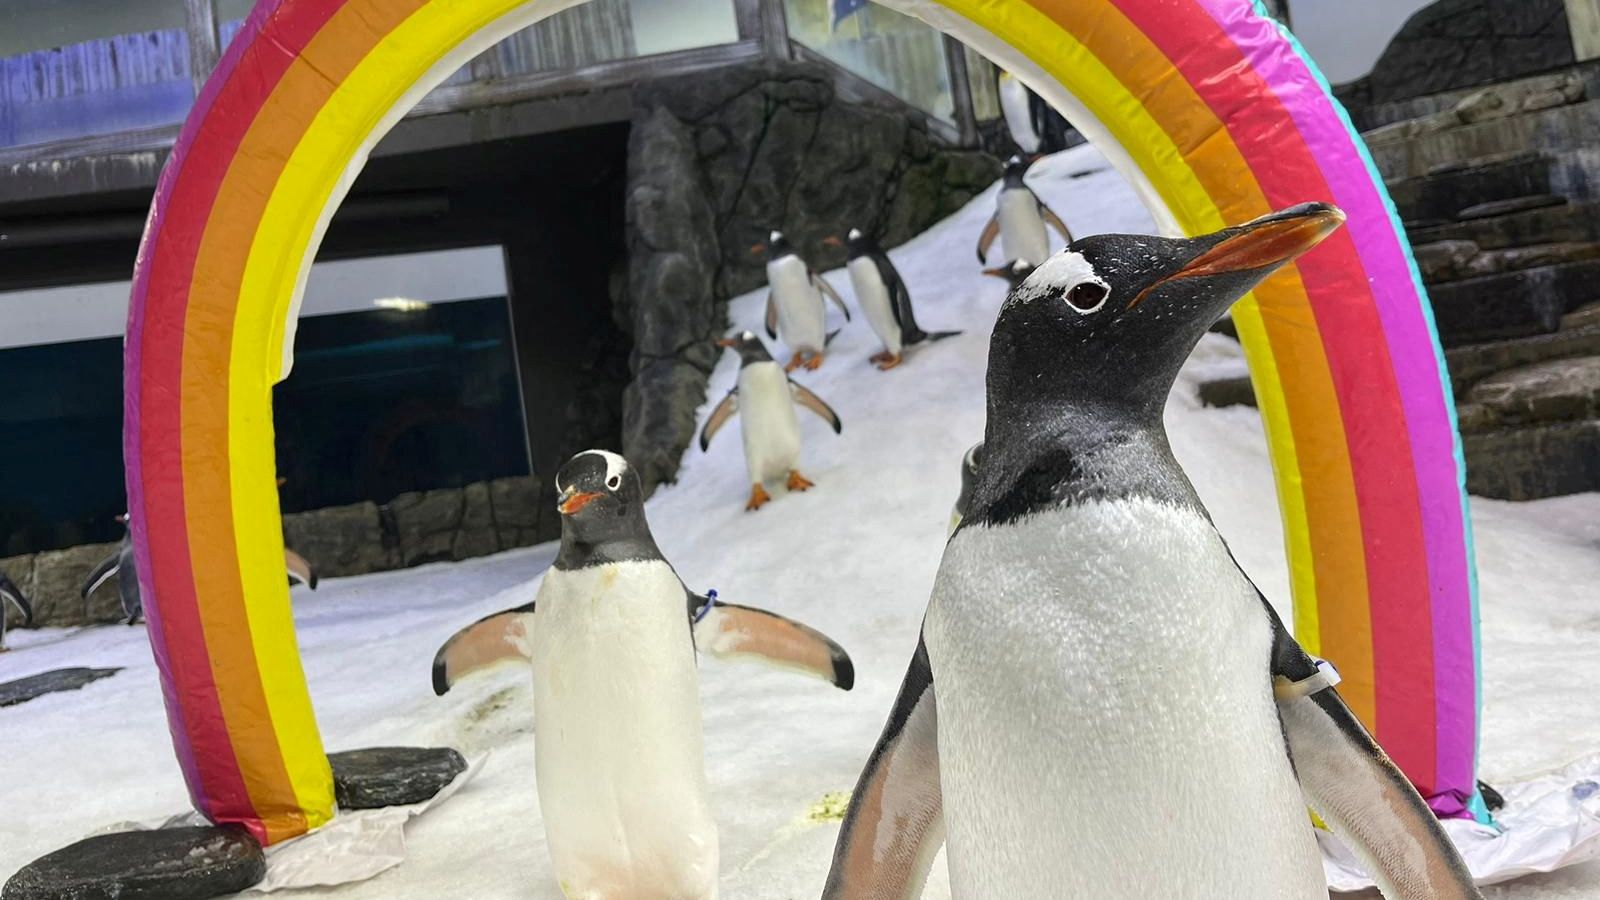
[749,243,767,256]
[981,265,1010,280]
[821,235,843,248]
[715,337,738,348]
[558,491,603,516]
[1131,203,1345,309]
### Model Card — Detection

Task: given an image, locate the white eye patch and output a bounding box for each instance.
[1010,250,1111,315]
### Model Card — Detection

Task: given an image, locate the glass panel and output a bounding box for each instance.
[784,0,954,122]
[0,0,193,149]
[493,0,738,78]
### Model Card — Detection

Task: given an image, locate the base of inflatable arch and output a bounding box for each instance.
[1323,753,1600,890]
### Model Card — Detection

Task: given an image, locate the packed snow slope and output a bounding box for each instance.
[3,145,1599,898]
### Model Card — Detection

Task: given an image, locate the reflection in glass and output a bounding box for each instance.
[0,0,193,147]
[784,0,955,122]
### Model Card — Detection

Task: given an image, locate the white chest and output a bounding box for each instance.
[767,256,825,352]
[847,256,900,353]
[530,561,718,898]
[736,362,801,484]
[924,499,1323,898]
[997,188,1050,265]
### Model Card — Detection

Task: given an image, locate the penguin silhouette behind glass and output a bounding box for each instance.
[700,331,843,511]
[0,569,33,651]
[824,228,960,370]
[976,155,1073,268]
[754,230,851,372]
[824,203,1483,900]
[428,450,854,898]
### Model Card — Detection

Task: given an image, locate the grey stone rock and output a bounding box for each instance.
[1446,323,1600,390]
[1197,376,1258,409]
[389,490,469,567]
[0,667,121,707]
[29,542,122,627]
[1,825,264,900]
[451,482,499,562]
[623,358,718,493]
[1361,0,1573,106]
[1457,194,1567,220]
[1462,241,1600,277]
[1465,356,1600,424]
[487,476,545,549]
[1455,88,1509,124]
[1412,239,1482,282]
[1410,200,1600,250]
[1464,420,1600,500]
[1387,151,1549,224]
[329,747,467,810]
[1454,402,1498,433]
[280,502,395,579]
[1562,301,1600,330]
[1428,259,1600,344]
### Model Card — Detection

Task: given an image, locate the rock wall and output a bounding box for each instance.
[618,59,1000,491]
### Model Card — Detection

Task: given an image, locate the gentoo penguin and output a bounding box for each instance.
[981,258,1038,289]
[947,442,983,535]
[824,228,959,370]
[975,155,1073,268]
[83,515,318,624]
[431,450,853,899]
[0,569,32,651]
[700,331,842,511]
[756,230,850,371]
[997,71,1073,158]
[823,204,1483,899]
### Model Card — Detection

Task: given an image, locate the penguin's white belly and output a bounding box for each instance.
[998,188,1050,265]
[924,498,1323,899]
[737,363,801,485]
[847,257,901,355]
[531,560,718,900]
[768,257,826,354]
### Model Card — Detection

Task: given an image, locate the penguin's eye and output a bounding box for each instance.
[1065,282,1108,313]
[606,475,621,490]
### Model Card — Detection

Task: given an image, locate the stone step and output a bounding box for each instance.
[1367,99,1600,181]
[1414,240,1600,284]
[1445,321,1600,392]
[1462,419,1600,500]
[1428,259,1600,345]
[1351,62,1600,132]
[1387,151,1552,223]
[1197,376,1256,409]
[1409,200,1600,249]
[1461,355,1600,428]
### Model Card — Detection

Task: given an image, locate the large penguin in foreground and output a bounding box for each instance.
[975,155,1072,269]
[701,331,842,511]
[826,228,959,370]
[431,450,853,899]
[823,204,1483,899]
[758,230,851,372]
[0,569,33,651]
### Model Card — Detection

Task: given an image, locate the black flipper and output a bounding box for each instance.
[431,600,538,695]
[1030,187,1073,244]
[765,292,779,340]
[823,636,944,898]
[699,388,740,451]
[687,590,853,690]
[813,270,852,321]
[1236,557,1482,899]
[80,551,121,602]
[975,212,1001,263]
[788,381,842,433]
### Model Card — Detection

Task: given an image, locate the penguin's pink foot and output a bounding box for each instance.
[874,353,903,371]
[786,470,815,492]
[746,484,772,511]
[868,351,892,364]
[784,353,804,373]
[802,353,825,371]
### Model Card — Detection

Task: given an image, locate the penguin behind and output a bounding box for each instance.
[754,230,850,371]
[0,569,32,651]
[823,203,1483,899]
[975,155,1073,268]
[824,228,959,370]
[981,258,1038,290]
[430,450,854,899]
[700,331,842,511]
[947,442,983,535]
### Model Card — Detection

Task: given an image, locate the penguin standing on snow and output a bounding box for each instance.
[975,155,1073,269]
[430,450,853,899]
[824,228,960,370]
[756,231,851,371]
[700,331,842,511]
[0,569,33,651]
[824,204,1483,899]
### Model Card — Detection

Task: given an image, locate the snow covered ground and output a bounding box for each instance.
[3,144,1599,898]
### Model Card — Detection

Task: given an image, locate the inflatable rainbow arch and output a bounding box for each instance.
[125,0,1481,841]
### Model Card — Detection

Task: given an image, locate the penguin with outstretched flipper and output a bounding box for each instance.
[975,156,1073,268]
[825,228,960,370]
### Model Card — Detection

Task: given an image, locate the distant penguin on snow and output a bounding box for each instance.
[981,258,1039,289]
[430,449,854,899]
[976,155,1073,269]
[701,331,842,511]
[823,203,1483,900]
[825,228,959,370]
[0,569,33,651]
[756,230,851,371]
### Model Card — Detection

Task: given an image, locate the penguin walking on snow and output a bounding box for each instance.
[976,155,1073,268]
[824,204,1482,899]
[0,569,33,651]
[756,231,850,371]
[824,228,960,370]
[701,331,842,511]
[430,450,854,899]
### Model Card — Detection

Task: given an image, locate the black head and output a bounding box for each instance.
[982,259,1038,289]
[715,330,774,367]
[1002,155,1031,186]
[989,203,1345,427]
[824,227,876,261]
[553,450,659,568]
[756,230,794,262]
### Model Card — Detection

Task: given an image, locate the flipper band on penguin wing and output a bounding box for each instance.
[975,213,1001,263]
[431,601,537,695]
[700,388,740,451]
[789,381,842,433]
[823,637,944,898]
[690,599,853,690]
